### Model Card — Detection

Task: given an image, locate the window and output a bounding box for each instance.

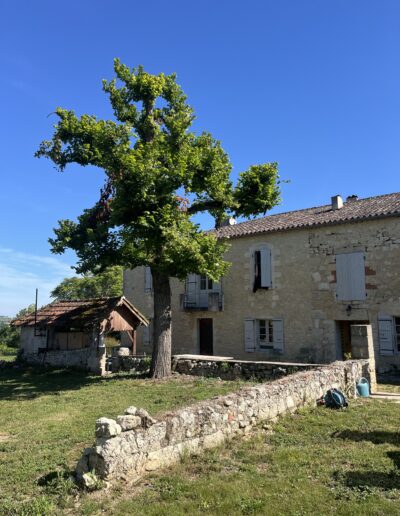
[253,247,272,292]
[379,316,400,355]
[200,275,213,290]
[244,318,283,353]
[258,319,274,350]
[335,252,366,301]
[184,274,221,309]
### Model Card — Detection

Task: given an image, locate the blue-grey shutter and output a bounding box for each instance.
[348,252,366,300]
[144,267,153,293]
[272,319,284,352]
[336,254,351,300]
[244,318,256,352]
[143,320,152,346]
[378,317,394,355]
[186,274,198,307]
[336,252,365,301]
[260,248,272,287]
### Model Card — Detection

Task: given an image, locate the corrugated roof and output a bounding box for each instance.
[214,192,400,239]
[11,296,148,328]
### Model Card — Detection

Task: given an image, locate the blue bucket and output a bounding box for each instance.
[356,377,370,397]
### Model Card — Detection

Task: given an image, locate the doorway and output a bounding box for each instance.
[336,320,369,359]
[198,318,213,355]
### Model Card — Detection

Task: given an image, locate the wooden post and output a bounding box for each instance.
[132,329,136,355]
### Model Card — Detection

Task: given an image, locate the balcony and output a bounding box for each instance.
[180,292,224,312]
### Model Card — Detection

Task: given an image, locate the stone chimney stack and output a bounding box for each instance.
[331,195,343,210]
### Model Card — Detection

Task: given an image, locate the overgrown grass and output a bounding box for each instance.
[0,367,246,514]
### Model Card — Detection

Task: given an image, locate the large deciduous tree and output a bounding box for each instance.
[36,60,281,378]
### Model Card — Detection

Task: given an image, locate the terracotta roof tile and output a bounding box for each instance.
[214,192,400,239]
[11,296,148,328]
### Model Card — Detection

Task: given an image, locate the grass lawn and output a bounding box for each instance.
[0,368,399,515]
[0,367,247,515]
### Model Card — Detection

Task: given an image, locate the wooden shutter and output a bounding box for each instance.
[260,248,272,287]
[144,267,153,292]
[272,319,284,352]
[378,317,394,355]
[348,252,366,300]
[186,274,198,306]
[143,320,152,346]
[244,318,256,352]
[336,252,365,301]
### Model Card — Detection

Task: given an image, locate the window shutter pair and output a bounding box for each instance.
[244,318,283,352]
[378,317,394,355]
[144,267,153,293]
[336,252,366,301]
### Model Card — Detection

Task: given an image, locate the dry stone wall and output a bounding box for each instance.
[172,356,324,381]
[76,359,370,485]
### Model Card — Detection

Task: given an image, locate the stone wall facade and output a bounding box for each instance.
[22,347,106,375]
[123,218,400,371]
[19,326,106,374]
[76,359,370,484]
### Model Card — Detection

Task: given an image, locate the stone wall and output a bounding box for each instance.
[22,348,106,375]
[112,355,150,373]
[172,355,324,381]
[76,359,370,485]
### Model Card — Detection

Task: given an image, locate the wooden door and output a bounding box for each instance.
[199,318,213,355]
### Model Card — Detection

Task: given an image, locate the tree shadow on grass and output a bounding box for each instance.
[332,430,400,446]
[0,366,149,401]
[341,470,400,491]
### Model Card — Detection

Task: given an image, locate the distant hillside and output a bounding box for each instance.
[0,316,12,327]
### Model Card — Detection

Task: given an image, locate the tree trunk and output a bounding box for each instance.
[150,269,172,378]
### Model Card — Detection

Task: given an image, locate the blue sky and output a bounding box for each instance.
[0,1,399,316]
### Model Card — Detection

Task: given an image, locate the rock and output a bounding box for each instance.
[117,415,142,431]
[117,347,130,356]
[95,417,122,438]
[136,408,157,428]
[224,399,233,406]
[124,406,138,416]
[81,472,99,491]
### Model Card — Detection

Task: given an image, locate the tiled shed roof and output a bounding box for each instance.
[11,296,148,328]
[215,192,400,239]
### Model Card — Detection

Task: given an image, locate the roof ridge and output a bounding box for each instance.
[213,191,400,239]
[227,191,400,230]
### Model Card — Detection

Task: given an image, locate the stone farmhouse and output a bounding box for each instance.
[124,192,400,372]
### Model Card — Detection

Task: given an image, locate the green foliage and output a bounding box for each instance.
[16,304,36,318]
[51,266,123,300]
[36,60,281,280]
[0,325,19,349]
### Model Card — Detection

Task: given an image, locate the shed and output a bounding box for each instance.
[12,296,148,374]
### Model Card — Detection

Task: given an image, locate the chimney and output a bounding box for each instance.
[331,195,343,210]
[346,194,358,202]
[220,217,237,227]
